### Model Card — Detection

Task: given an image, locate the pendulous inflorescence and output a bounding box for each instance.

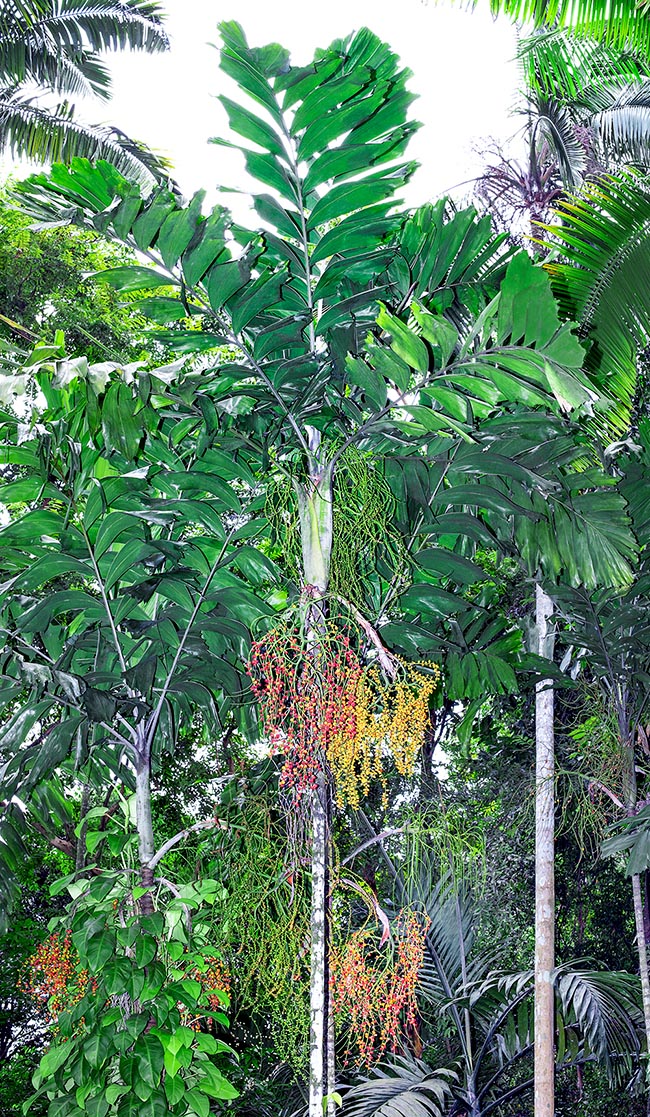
[329,908,430,1065]
[248,619,440,808]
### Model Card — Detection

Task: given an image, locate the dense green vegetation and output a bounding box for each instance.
[3,6,650,1117]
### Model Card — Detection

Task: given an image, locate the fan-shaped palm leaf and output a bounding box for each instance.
[539,169,650,435]
[343,1056,456,1117]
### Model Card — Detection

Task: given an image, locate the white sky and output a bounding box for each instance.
[101,0,522,219]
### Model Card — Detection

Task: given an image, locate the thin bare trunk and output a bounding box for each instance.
[135,751,155,916]
[623,743,650,1072]
[633,874,650,1053]
[310,775,328,1116]
[299,461,334,1117]
[534,583,555,1117]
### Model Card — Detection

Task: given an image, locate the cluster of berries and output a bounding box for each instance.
[329,909,430,1066]
[181,956,231,1031]
[20,930,94,1026]
[249,619,440,808]
[249,623,362,798]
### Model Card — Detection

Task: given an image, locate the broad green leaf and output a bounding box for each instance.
[157,191,205,269]
[411,304,458,365]
[196,1062,239,1100]
[101,382,143,460]
[82,1034,111,1069]
[132,190,178,252]
[103,539,152,591]
[103,957,133,996]
[94,511,144,560]
[164,1076,185,1106]
[39,1041,76,1079]
[132,1035,164,1089]
[186,1089,209,1117]
[205,258,250,311]
[218,95,285,155]
[135,935,157,968]
[84,928,117,972]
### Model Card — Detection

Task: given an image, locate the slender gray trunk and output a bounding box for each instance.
[298,462,334,1117]
[135,751,155,915]
[310,775,328,1116]
[326,987,336,1116]
[622,741,650,1078]
[534,584,555,1117]
[632,874,650,1056]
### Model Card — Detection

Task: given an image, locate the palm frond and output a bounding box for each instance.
[0,89,171,187]
[6,50,111,98]
[518,27,646,103]
[531,96,587,186]
[0,1,168,56]
[484,0,650,60]
[0,1,167,97]
[343,1056,456,1117]
[555,965,642,1080]
[589,80,650,164]
[539,170,650,436]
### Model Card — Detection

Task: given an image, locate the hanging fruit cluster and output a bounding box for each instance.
[328,661,439,808]
[329,909,430,1065]
[20,930,93,1025]
[181,955,231,1030]
[249,620,439,807]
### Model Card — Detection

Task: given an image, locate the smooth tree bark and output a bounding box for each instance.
[621,729,650,1094]
[534,583,555,1117]
[135,737,156,916]
[309,773,329,1114]
[632,873,650,1059]
[297,455,336,1117]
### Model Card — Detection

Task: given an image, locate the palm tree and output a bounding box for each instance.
[0,1,170,186]
[477,29,650,238]
[477,0,650,59]
[343,874,643,1117]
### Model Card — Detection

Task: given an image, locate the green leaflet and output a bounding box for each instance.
[93,265,175,292]
[377,303,428,372]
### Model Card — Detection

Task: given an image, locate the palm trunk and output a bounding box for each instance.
[633,874,650,1054]
[310,773,328,1114]
[135,747,155,916]
[297,462,334,1117]
[534,583,555,1117]
[622,740,650,1087]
